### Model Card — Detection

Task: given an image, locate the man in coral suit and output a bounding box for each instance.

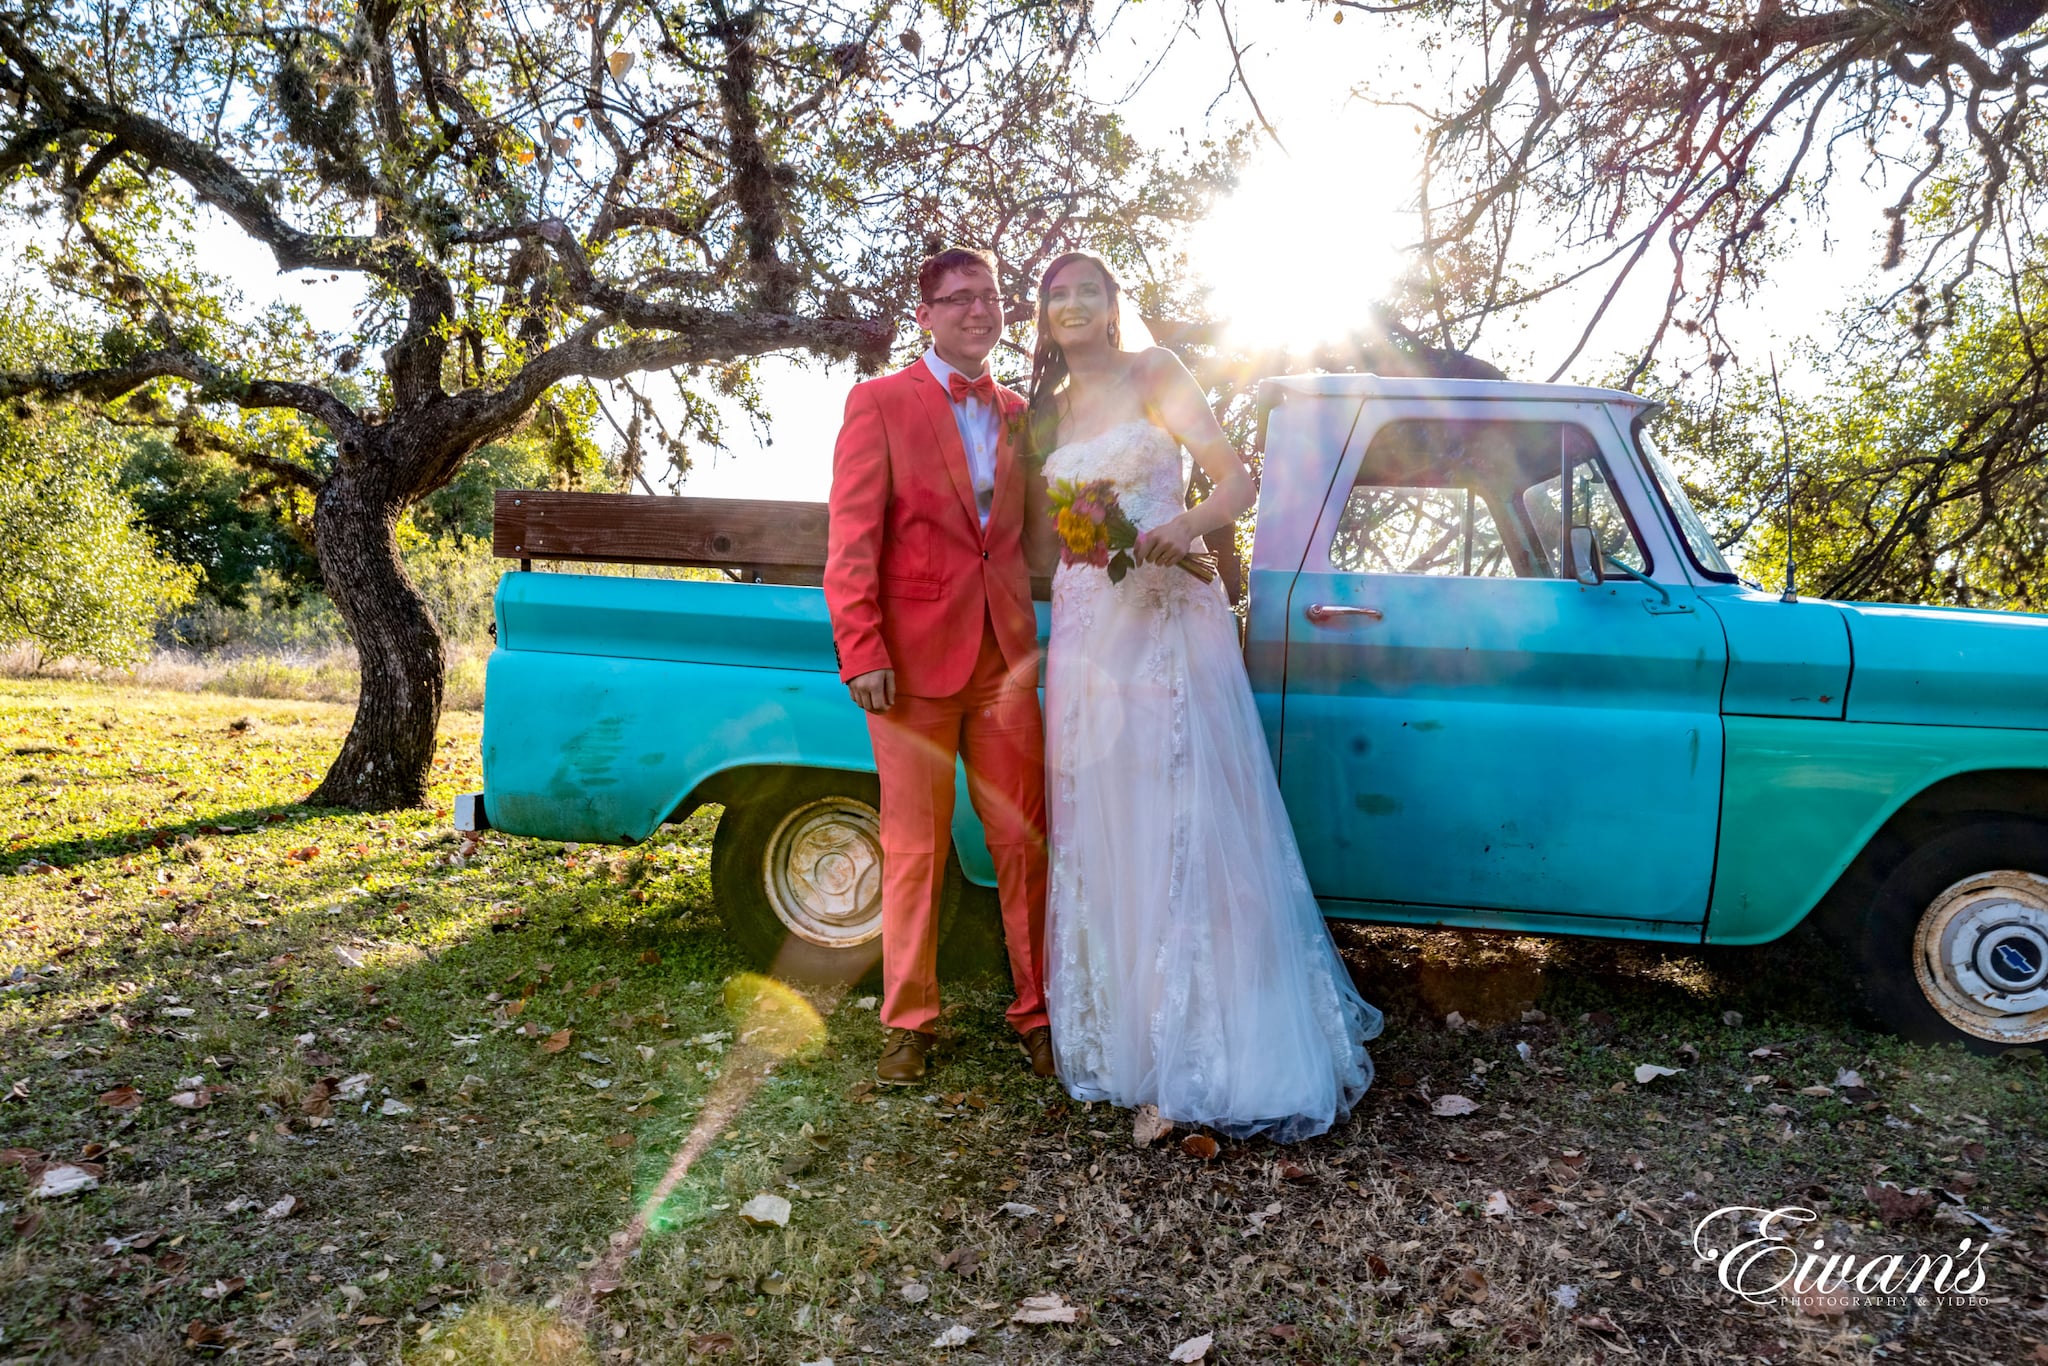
[824,247,1053,1086]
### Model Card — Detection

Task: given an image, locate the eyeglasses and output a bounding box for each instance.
[924,290,1003,310]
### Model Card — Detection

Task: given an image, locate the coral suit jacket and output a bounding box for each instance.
[824,360,1040,699]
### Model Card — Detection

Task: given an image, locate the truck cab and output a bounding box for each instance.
[471,376,2048,1054]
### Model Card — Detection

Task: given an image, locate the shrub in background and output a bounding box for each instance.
[0,406,198,668]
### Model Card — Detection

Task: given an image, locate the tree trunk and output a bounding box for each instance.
[305,453,445,810]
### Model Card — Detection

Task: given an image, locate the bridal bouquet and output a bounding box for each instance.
[1048,477,1216,585]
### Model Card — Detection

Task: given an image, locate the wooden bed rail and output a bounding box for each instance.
[492,489,829,584]
[490,488,1239,603]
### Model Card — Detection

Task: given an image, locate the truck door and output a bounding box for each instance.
[1277,406,1728,928]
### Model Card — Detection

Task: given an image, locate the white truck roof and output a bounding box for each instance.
[1260,373,1655,413]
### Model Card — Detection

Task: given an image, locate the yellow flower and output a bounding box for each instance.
[1056,506,1103,554]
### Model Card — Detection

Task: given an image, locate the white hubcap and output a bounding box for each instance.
[1914,871,2048,1045]
[763,797,885,949]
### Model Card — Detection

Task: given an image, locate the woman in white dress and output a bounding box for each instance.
[1025,251,1383,1143]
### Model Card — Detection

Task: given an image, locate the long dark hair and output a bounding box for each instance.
[1026,251,1123,462]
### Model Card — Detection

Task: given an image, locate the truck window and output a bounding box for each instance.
[1325,419,1644,578]
[1524,457,1648,575]
[1328,486,1511,577]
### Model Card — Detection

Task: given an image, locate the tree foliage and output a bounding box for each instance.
[0,402,199,667]
[1378,0,2048,381]
[121,437,323,610]
[1650,274,2048,608]
[0,0,1228,807]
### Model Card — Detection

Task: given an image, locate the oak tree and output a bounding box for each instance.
[0,0,1223,807]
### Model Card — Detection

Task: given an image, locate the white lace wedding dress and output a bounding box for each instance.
[1041,420,1382,1143]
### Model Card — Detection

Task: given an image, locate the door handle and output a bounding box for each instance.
[1304,603,1383,624]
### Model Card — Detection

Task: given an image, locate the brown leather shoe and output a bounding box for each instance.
[1021,1025,1056,1079]
[876,1028,935,1086]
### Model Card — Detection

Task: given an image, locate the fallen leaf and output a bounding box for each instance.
[606,1133,636,1149]
[13,1209,44,1237]
[1633,1064,1682,1084]
[639,949,661,965]
[1266,1324,1300,1342]
[185,1320,231,1350]
[1132,1103,1173,1147]
[1865,1182,1935,1224]
[32,1163,101,1198]
[379,1097,413,1116]
[937,1247,981,1276]
[167,1089,211,1110]
[737,1193,791,1228]
[1169,1332,1214,1362]
[1430,1094,1479,1117]
[1573,1312,1626,1336]
[198,1276,246,1301]
[1011,1292,1080,1324]
[687,1332,738,1356]
[541,1028,574,1054]
[930,1323,975,1348]
[1484,1189,1513,1218]
[1181,1133,1219,1159]
[999,1201,1039,1218]
[334,946,365,969]
[1276,1159,1312,1182]
[98,1085,142,1110]
[336,1073,373,1102]
[261,1195,297,1221]
[1798,1084,1835,1097]
[1448,1266,1490,1304]
[900,1281,930,1303]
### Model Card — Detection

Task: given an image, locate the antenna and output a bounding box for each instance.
[1768,355,1798,603]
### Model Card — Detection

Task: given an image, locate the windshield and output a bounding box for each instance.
[1634,422,1737,581]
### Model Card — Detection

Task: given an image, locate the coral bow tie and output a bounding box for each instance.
[947,371,996,405]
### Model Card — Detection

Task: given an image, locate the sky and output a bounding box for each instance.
[164,1,1895,504]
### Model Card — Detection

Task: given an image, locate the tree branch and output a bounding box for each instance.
[0,345,362,445]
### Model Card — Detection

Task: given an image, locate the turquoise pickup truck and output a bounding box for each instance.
[468,375,2048,1054]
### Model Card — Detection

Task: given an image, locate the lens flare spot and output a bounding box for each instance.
[723,972,828,1060]
[410,1302,595,1366]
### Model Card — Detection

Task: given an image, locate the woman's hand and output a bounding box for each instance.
[1134,515,1195,566]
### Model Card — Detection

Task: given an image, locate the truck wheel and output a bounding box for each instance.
[709,770,958,985]
[1853,818,2048,1054]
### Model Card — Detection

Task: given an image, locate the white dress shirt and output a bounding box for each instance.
[922,347,999,527]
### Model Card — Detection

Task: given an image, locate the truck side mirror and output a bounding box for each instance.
[1568,525,1604,587]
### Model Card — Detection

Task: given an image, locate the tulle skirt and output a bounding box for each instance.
[1044,559,1382,1143]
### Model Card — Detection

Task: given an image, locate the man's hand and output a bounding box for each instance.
[848,668,897,713]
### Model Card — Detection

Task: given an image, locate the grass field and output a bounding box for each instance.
[1,678,2043,1365]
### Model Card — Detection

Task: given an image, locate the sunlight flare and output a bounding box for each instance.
[1190,118,1418,351]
